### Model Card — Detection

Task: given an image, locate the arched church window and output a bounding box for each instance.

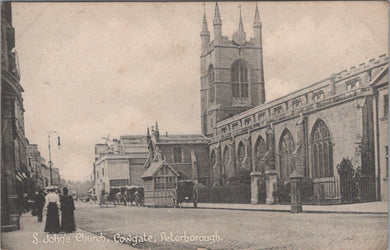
[231,60,248,98]
[237,142,245,169]
[279,129,295,180]
[208,65,215,103]
[254,136,267,172]
[311,119,333,178]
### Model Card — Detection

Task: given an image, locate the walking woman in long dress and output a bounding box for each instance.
[44,186,60,234]
[60,187,76,233]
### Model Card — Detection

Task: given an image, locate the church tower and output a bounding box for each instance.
[200,3,265,137]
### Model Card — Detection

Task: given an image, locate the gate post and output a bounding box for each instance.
[265,170,277,204]
[290,176,302,213]
[250,171,262,204]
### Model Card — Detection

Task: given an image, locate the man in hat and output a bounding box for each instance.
[34,189,45,222]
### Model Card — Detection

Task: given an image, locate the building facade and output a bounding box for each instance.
[93,135,148,199]
[27,144,62,191]
[201,4,388,203]
[1,2,28,231]
[144,124,211,185]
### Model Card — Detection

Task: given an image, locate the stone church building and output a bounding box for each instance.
[201,3,388,204]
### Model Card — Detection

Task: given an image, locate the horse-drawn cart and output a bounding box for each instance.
[174,180,198,208]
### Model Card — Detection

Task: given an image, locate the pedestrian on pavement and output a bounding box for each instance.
[44,186,60,234]
[34,189,45,222]
[60,187,76,233]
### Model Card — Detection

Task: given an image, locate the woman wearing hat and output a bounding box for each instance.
[60,187,76,233]
[43,186,60,234]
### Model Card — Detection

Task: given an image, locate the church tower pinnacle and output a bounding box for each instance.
[238,4,244,32]
[200,3,210,54]
[253,3,261,28]
[213,2,222,44]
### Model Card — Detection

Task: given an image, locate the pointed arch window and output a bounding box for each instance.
[237,142,246,169]
[254,136,267,172]
[279,129,295,180]
[208,65,215,103]
[311,119,333,178]
[231,60,248,98]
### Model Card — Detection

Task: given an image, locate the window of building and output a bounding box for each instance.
[311,119,333,178]
[102,168,104,176]
[208,65,215,103]
[279,129,295,180]
[244,118,251,126]
[231,60,248,98]
[154,177,165,190]
[384,94,388,117]
[154,166,176,190]
[346,77,360,91]
[385,146,388,177]
[221,127,227,134]
[173,147,183,163]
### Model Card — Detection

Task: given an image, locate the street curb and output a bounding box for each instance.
[196,206,388,215]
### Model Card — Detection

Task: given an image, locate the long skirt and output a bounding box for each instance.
[60,209,76,233]
[44,202,60,233]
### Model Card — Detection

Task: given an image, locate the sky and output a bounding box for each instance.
[11,1,388,182]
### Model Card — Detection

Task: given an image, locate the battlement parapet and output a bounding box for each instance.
[332,54,388,80]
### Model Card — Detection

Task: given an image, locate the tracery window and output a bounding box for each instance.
[254,136,267,172]
[231,60,248,98]
[311,119,333,178]
[279,129,295,180]
[237,142,246,168]
[208,65,215,103]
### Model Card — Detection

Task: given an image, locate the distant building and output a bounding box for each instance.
[93,135,148,199]
[144,123,211,185]
[1,2,28,231]
[27,144,62,191]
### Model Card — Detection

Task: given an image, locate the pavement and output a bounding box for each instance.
[197,201,389,214]
[1,212,135,250]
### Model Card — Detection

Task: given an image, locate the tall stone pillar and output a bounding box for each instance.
[290,175,303,213]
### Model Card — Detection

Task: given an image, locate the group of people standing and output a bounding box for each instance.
[34,186,76,234]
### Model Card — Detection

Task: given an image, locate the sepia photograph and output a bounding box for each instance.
[1,1,389,249]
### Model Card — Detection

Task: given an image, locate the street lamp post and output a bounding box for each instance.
[48,131,60,186]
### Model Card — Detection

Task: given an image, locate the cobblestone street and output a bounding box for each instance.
[75,202,388,250]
